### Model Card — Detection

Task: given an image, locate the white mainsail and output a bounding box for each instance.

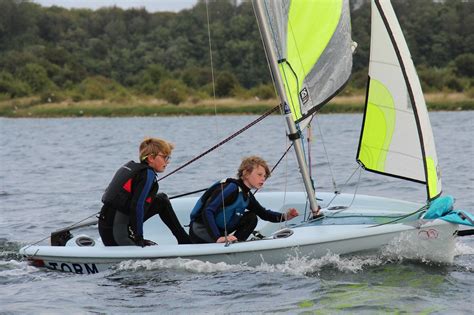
[357,0,442,200]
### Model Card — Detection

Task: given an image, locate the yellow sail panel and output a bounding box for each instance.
[358,79,396,172]
[282,1,343,121]
[426,157,439,199]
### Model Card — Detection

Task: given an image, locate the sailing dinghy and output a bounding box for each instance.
[19,0,473,274]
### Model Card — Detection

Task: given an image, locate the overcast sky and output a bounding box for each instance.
[32,0,198,12]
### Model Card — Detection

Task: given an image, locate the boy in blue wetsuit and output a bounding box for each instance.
[189,156,299,243]
[98,137,191,246]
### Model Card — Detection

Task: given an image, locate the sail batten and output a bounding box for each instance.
[357,0,442,200]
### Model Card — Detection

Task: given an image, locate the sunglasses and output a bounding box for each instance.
[142,154,171,162]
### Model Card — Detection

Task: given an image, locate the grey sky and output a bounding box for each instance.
[31,0,198,12]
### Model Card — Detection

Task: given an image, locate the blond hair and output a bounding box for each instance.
[237,155,271,179]
[139,137,174,162]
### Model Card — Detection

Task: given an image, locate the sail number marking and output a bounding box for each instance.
[47,261,99,274]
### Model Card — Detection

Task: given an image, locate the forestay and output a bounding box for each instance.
[259,0,353,128]
[357,0,441,200]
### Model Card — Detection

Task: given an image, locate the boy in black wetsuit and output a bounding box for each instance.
[98,137,190,246]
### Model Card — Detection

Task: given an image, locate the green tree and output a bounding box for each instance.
[453,53,474,78]
[181,66,211,89]
[0,71,31,97]
[158,79,187,105]
[137,64,170,94]
[215,71,239,97]
[251,84,275,100]
[17,63,55,92]
[74,75,127,101]
[1,0,472,100]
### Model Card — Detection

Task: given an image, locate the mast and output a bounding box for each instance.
[253,0,319,212]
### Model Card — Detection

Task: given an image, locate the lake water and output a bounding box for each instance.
[1,112,473,314]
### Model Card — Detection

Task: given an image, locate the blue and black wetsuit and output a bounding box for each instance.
[189,178,284,243]
[98,160,190,246]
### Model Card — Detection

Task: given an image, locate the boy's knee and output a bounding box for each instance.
[154,193,172,207]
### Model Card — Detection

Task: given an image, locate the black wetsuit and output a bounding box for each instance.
[98,160,190,246]
[189,178,284,243]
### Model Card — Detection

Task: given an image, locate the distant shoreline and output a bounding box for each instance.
[1,93,472,118]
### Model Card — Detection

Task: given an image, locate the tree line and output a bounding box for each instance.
[0,0,472,104]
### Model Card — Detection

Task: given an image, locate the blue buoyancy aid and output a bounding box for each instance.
[190,178,250,230]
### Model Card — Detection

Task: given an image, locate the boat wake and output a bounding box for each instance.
[255,253,386,275]
[455,240,474,256]
[115,253,387,276]
[116,258,251,274]
[115,237,474,276]
[0,259,40,281]
[380,230,473,263]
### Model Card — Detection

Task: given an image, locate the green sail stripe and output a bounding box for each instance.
[282,0,343,122]
[426,157,438,199]
[359,79,396,171]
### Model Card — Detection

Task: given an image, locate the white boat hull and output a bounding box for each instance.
[19,192,459,274]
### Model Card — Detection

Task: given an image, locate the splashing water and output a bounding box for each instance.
[116,252,389,277]
[117,257,251,274]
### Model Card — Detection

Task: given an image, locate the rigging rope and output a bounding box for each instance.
[158,104,279,182]
[324,166,362,217]
[205,1,217,103]
[170,141,294,201]
[204,0,230,245]
[22,211,99,249]
[314,115,338,193]
[370,204,428,227]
